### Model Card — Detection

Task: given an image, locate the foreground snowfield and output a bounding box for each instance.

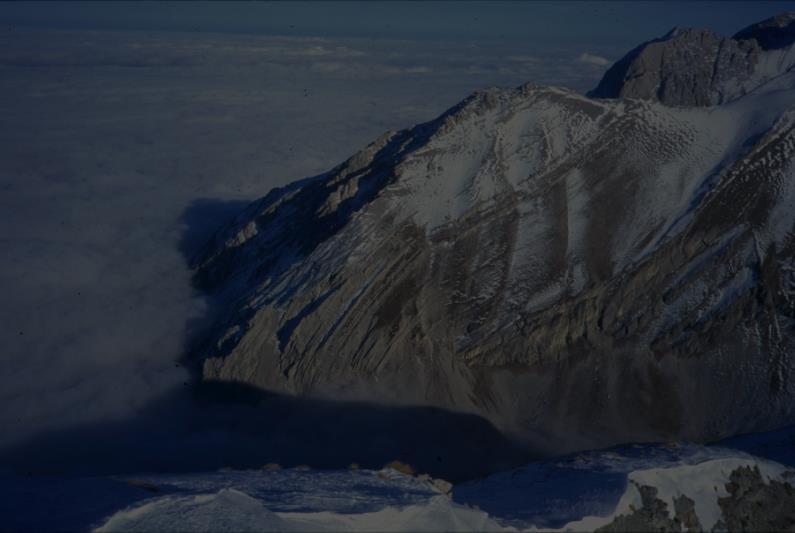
[454,439,795,531]
[3,426,794,532]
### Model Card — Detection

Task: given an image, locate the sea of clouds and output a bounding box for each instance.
[0,27,614,463]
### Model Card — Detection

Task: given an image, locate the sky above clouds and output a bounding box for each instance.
[1,1,794,467]
[2,1,795,46]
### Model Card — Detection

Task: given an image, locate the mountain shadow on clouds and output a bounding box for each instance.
[0,196,533,485]
[0,380,532,483]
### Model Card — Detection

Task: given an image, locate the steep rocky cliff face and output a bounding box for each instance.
[589,13,795,106]
[192,14,795,454]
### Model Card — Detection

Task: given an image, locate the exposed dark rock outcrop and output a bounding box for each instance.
[596,484,701,532]
[718,465,795,531]
[598,464,795,532]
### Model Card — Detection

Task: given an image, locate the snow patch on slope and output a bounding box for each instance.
[96,489,292,532]
[95,475,502,533]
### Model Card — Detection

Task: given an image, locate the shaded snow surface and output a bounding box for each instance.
[3,428,795,532]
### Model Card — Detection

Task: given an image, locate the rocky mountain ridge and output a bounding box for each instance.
[589,12,795,106]
[191,13,795,454]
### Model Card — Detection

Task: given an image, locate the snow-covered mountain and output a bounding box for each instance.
[192,13,795,454]
[590,12,795,106]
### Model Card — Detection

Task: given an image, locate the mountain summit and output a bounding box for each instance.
[589,13,795,106]
[192,14,795,454]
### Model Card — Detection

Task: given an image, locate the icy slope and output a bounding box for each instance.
[193,16,795,453]
[0,467,499,533]
[4,441,794,532]
[96,490,502,533]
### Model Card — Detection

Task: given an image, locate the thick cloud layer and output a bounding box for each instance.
[0,28,613,460]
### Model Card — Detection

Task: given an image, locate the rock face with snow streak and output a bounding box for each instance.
[192,14,795,454]
[593,459,795,532]
[454,444,795,531]
[589,13,795,106]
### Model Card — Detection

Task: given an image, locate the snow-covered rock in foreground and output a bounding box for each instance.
[96,489,293,532]
[4,436,795,532]
[71,468,499,533]
[96,489,501,533]
[456,439,795,531]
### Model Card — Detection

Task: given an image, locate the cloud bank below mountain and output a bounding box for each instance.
[0,28,615,454]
